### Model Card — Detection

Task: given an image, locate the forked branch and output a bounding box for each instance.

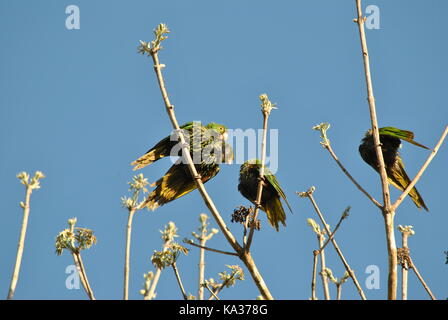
[138,24,273,300]
[313,123,381,209]
[391,126,448,212]
[298,187,367,300]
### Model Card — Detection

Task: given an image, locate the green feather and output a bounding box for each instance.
[378,127,430,150]
[132,122,228,170]
[132,122,231,209]
[359,127,429,211]
[388,156,429,211]
[143,143,233,210]
[238,159,292,231]
[263,168,293,212]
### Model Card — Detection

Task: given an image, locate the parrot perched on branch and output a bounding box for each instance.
[131,122,232,210]
[238,159,292,231]
[131,122,229,169]
[358,127,429,211]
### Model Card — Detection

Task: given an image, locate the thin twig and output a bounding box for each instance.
[317,235,331,300]
[7,186,32,300]
[145,236,173,300]
[141,272,154,300]
[391,126,448,212]
[123,208,136,300]
[311,250,318,300]
[317,207,350,254]
[55,218,96,300]
[172,262,188,300]
[67,220,95,300]
[307,218,330,299]
[207,278,232,301]
[245,109,270,252]
[204,283,220,300]
[71,253,90,298]
[397,225,436,300]
[325,143,381,209]
[75,252,95,300]
[206,266,243,301]
[299,189,367,300]
[401,263,408,300]
[399,228,410,300]
[186,241,239,257]
[145,268,162,300]
[198,240,205,300]
[194,214,219,300]
[408,257,436,300]
[336,284,342,300]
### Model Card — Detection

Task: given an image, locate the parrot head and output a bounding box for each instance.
[206,122,228,141]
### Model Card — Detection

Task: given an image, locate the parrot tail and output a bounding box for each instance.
[142,164,197,210]
[263,197,287,232]
[131,137,174,170]
[388,159,429,211]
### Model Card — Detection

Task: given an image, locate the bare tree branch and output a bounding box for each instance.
[298,188,367,300]
[245,97,272,251]
[185,240,239,257]
[398,225,436,300]
[317,206,350,254]
[7,172,45,300]
[7,184,33,300]
[75,252,95,300]
[409,257,436,300]
[317,236,331,300]
[311,250,319,300]
[172,262,188,300]
[313,123,382,209]
[123,208,136,300]
[391,126,448,212]
[354,0,396,299]
[354,0,391,209]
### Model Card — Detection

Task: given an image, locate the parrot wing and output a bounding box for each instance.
[379,127,430,150]
[387,156,429,211]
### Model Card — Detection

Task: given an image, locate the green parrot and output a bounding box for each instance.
[141,142,233,210]
[358,127,429,211]
[131,122,229,170]
[238,159,292,231]
[131,122,232,210]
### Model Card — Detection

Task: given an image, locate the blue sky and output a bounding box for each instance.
[0,0,447,300]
